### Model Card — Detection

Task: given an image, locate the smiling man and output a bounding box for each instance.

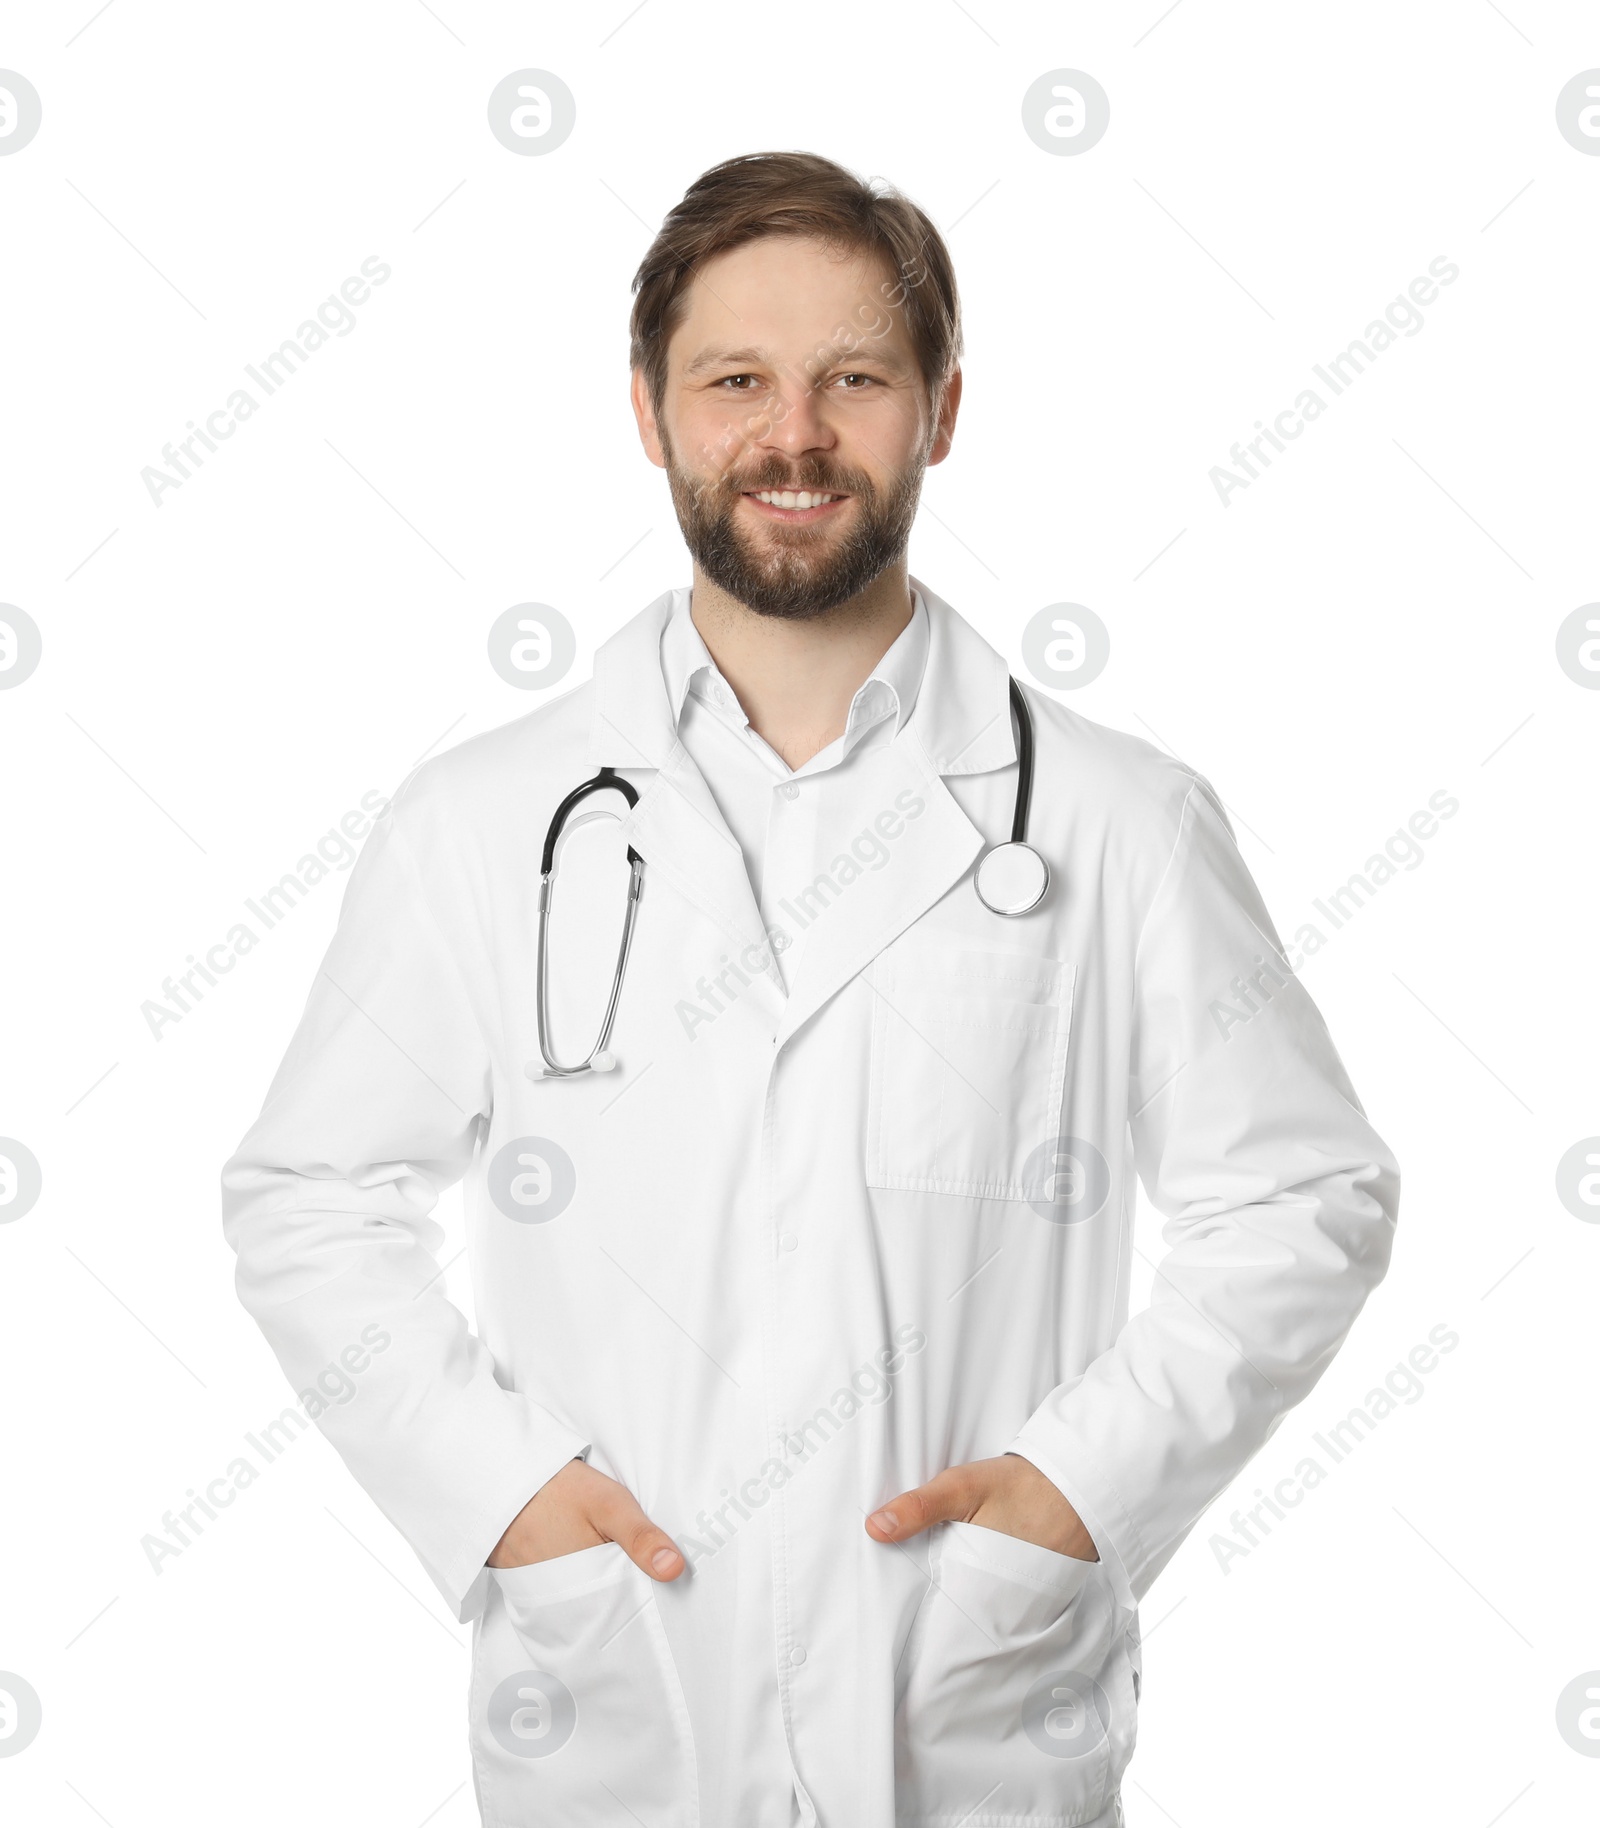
[223,152,1399,1827]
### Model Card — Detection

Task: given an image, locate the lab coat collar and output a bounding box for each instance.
[899,575,1017,775]
[586,587,684,772]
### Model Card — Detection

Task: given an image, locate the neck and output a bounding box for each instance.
[689,563,914,770]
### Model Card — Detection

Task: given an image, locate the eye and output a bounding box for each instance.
[836,373,877,389]
[717,374,759,391]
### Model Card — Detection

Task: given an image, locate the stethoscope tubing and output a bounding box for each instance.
[535,767,644,1076]
[1007,675,1034,845]
[534,678,1044,1073]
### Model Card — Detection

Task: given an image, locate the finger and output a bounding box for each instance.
[866,1466,979,1543]
[590,1480,686,1582]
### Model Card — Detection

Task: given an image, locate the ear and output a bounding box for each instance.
[631,366,667,470]
[926,365,963,467]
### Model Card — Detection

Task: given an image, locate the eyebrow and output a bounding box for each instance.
[681,343,913,379]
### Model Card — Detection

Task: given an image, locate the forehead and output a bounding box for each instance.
[668,233,913,371]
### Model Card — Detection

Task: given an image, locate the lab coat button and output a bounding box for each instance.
[789,1645,806,1666]
[779,1232,798,1252]
[780,783,799,801]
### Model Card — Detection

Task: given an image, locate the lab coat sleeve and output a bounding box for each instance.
[1006,772,1400,1610]
[221,796,591,1623]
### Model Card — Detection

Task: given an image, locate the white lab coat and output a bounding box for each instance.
[222,579,1399,1828]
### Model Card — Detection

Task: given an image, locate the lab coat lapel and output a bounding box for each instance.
[585,589,785,1021]
[771,738,984,1048]
[623,751,787,1020]
[772,581,1017,1049]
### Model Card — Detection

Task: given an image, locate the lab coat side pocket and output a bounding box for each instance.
[895,1520,1134,1827]
[468,1542,700,1828]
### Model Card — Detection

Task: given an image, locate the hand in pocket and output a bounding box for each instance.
[867,1451,1099,1562]
[488,1457,686,1580]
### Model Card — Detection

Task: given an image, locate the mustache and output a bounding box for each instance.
[727,467,863,496]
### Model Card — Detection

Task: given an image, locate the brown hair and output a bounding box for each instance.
[629,151,962,422]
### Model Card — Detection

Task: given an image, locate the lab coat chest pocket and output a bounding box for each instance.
[866,940,1074,1198]
[469,1543,699,1827]
[895,1522,1137,1825]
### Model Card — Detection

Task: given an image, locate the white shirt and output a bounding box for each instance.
[660,587,930,996]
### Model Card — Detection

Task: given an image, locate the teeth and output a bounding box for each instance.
[753,490,839,509]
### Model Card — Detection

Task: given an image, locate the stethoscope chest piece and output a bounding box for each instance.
[974,676,1051,917]
[974,840,1049,917]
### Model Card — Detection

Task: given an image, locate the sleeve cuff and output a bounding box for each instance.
[438,1426,593,1623]
[1004,1434,1141,1615]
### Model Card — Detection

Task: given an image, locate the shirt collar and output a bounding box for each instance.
[587,575,1014,778]
[660,586,929,759]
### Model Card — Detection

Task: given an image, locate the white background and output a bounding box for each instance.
[2,2,1597,1823]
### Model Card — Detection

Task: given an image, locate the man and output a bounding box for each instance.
[223,151,1399,1827]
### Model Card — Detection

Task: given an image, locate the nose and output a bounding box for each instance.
[751,367,837,462]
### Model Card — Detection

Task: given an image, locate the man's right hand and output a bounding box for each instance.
[487,1457,686,1581]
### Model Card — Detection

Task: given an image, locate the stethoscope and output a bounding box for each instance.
[532,679,1046,1078]
[972,677,1050,918]
[533,767,645,1078]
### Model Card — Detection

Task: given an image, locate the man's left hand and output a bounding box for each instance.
[866,1453,1099,1562]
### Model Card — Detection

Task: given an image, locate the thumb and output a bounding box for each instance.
[866,1467,977,1544]
[592,1481,686,1582]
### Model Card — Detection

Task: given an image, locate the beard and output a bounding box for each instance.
[661,430,925,621]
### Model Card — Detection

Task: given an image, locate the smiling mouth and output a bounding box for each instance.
[740,488,849,521]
